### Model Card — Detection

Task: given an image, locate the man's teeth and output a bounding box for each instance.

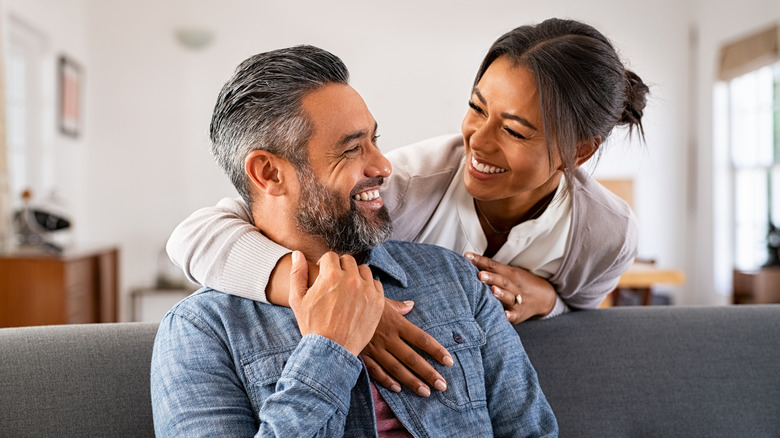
[353,189,380,201]
[472,156,507,174]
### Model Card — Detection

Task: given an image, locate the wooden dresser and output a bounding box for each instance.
[0,247,118,328]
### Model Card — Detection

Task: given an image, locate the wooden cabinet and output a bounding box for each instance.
[0,247,118,327]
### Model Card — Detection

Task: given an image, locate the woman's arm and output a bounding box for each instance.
[167,134,465,301]
[166,197,290,302]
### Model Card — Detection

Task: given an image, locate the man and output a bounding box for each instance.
[151,45,557,437]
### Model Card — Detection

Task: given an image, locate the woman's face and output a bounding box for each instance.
[461,56,562,204]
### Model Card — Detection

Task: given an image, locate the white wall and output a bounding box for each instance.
[6,0,770,318]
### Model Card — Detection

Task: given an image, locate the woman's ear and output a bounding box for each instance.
[245,150,289,196]
[574,136,601,168]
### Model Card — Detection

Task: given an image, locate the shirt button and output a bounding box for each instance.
[453,334,463,343]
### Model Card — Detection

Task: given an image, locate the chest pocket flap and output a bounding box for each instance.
[422,319,485,352]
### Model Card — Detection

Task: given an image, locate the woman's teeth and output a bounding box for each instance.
[353,189,380,201]
[472,156,507,174]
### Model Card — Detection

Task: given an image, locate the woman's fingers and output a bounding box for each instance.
[398,318,454,367]
[466,252,511,277]
[489,284,516,307]
[466,252,557,322]
[362,342,435,397]
[362,354,402,393]
[362,299,453,397]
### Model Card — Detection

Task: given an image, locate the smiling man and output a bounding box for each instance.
[150,45,557,437]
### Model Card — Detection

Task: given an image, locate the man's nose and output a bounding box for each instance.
[364,146,392,178]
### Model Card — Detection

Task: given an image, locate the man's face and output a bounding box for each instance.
[293,83,393,255]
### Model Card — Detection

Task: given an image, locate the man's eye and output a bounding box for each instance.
[371,134,381,145]
[344,146,360,155]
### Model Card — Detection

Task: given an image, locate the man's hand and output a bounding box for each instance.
[289,251,385,356]
[465,252,557,323]
[361,299,454,397]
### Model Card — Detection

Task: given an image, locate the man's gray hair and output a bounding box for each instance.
[209,45,350,206]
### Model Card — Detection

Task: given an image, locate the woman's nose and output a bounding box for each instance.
[468,120,497,153]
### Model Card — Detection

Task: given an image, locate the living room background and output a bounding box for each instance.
[0,0,777,320]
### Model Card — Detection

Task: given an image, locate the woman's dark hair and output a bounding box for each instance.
[474,18,649,192]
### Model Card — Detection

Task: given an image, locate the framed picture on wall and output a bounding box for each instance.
[58,55,82,137]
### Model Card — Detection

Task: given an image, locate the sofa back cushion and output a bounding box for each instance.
[516,305,780,438]
[0,322,158,438]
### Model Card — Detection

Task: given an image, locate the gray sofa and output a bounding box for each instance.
[1,305,778,437]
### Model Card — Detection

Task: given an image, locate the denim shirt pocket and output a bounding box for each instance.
[424,319,487,410]
[242,346,297,406]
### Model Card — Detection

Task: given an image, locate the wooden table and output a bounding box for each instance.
[618,262,686,288]
[602,262,686,307]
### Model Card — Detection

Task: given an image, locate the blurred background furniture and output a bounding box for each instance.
[0,246,118,328]
[609,260,686,306]
[733,267,780,304]
[597,179,686,306]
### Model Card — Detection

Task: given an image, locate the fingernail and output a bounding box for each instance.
[403,300,414,307]
[417,385,431,397]
[479,272,489,282]
[389,383,402,393]
[433,379,447,391]
[442,355,454,366]
[465,253,475,260]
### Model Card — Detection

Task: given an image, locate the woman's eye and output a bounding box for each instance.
[468,100,484,114]
[505,128,527,140]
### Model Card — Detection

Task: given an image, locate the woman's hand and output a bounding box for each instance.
[465,252,557,324]
[361,299,454,397]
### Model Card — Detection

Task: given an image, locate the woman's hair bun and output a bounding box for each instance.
[620,69,650,136]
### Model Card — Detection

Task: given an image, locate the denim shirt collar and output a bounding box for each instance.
[363,244,409,288]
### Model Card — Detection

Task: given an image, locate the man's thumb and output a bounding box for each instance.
[289,251,309,300]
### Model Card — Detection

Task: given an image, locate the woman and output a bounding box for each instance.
[168,18,648,392]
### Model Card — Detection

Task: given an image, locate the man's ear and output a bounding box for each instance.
[574,136,601,168]
[245,150,290,196]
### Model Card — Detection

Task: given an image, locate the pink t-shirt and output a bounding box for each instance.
[370,381,412,437]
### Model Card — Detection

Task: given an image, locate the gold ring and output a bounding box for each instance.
[515,294,523,305]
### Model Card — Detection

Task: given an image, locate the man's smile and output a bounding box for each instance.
[352,189,380,201]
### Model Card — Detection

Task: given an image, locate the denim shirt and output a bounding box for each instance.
[151,241,558,437]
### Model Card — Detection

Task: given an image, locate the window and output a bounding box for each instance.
[727,62,779,269]
[4,18,47,209]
